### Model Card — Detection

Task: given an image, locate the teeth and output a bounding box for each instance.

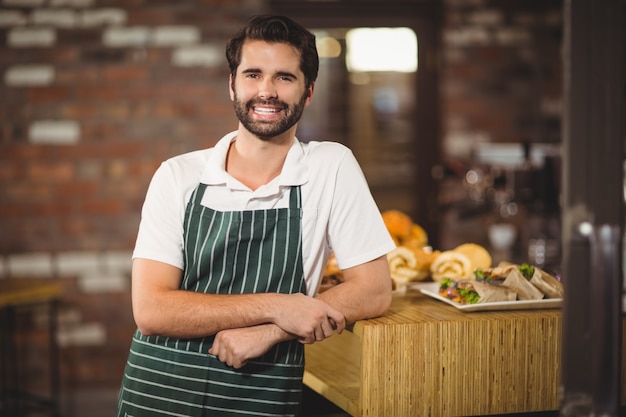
[254,107,280,114]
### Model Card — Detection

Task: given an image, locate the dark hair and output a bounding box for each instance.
[225,15,319,88]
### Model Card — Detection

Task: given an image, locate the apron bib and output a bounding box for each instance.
[118,184,307,417]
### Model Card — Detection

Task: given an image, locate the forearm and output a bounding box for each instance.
[317,280,390,324]
[209,323,296,368]
[317,256,392,324]
[134,289,281,338]
[132,259,346,341]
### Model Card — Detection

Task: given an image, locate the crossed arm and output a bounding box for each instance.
[131,255,392,368]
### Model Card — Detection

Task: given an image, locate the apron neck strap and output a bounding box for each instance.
[289,186,301,209]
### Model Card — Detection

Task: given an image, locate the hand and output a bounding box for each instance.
[273,294,346,344]
[209,325,279,369]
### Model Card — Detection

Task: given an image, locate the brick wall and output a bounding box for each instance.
[0,0,266,404]
[441,0,563,160]
[0,0,566,411]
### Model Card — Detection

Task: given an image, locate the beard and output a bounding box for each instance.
[233,90,308,140]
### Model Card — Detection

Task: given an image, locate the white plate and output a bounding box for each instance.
[411,282,562,312]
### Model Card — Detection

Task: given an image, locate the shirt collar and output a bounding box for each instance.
[200,131,309,190]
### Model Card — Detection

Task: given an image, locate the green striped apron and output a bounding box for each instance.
[118,183,307,416]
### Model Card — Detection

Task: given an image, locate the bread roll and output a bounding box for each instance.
[453,243,492,270]
[387,246,425,291]
[430,251,473,282]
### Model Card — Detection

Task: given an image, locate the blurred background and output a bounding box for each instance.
[0,0,614,415]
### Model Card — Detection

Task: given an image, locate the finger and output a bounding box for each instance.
[314,325,325,342]
[329,317,337,330]
[320,318,335,339]
[327,309,346,333]
[232,359,247,369]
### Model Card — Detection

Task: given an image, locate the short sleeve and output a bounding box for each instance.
[326,150,396,269]
[132,162,187,270]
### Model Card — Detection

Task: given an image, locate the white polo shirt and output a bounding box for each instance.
[133,131,395,295]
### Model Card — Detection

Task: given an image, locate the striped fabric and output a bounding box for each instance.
[118,185,307,416]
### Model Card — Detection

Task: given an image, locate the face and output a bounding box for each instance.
[230,40,314,140]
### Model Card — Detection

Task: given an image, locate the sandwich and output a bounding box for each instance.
[439,278,516,304]
[519,263,564,299]
[474,264,545,300]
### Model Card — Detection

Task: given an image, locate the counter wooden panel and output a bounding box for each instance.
[304,289,566,416]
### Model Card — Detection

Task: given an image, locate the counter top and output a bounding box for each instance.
[304,288,566,416]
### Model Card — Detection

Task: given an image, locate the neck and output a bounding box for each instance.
[225,128,294,190]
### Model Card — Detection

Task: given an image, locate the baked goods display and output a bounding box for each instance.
[381,209,428,247]
[319,209,564,304]
[387,245,440,291]
[382,210,439,291]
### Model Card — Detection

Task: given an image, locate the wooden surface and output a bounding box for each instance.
[0,278,63,307]
[304,330,361,416]
[305,288,566,417]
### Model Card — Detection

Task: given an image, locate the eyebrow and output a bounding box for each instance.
[241,68,298,79]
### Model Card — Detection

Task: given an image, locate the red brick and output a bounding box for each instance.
[102,65,149,83]
[27,162,75,182]
[26,87,73,102]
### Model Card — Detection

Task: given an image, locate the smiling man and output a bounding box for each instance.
[117,15,395,417]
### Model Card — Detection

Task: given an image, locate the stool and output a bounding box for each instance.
[0,278,62,417]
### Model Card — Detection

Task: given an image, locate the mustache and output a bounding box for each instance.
[247,99,288,109]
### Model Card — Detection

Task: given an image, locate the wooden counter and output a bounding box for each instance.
[304,289,567,416]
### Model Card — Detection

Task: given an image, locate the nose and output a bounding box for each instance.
[258,78,277,100]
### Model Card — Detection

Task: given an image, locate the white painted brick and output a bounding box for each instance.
[80,8,126,27]
[0,10,27,26]
[57,308,83,326]
[5,64,55,86]
[7,252,54,277]
[50,0,95,6]
[495,28,532,45]
[29,120,80,145]
[79,272,129,293]
[102,250,132,272]
[443,27,490,47]
[103,26,150,47]
[541,97,562,117]
[172,45,222,67]
[467,10,503,26]
[30,8,77,28]
[8,27,55,47]
[444,131,491,160]
[151,25,200,46]
[57,322,107,348]
[2,0,46,6]
[57,251,100,275]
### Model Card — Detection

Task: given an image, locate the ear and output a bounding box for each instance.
[304,82,315,107]
[228,74,235,101]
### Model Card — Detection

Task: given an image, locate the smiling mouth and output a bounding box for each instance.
[253,106,282,115]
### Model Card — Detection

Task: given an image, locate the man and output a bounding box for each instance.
[117,15,395,416]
